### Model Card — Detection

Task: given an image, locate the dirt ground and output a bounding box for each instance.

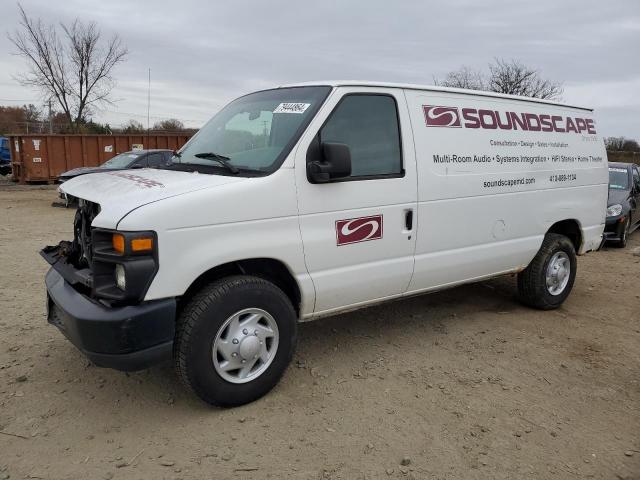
[0,188,639,480]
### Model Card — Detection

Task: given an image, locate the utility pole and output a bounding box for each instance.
[48,99,53,134]
[147,68,151,146]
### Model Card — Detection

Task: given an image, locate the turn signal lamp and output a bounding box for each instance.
[131,237,154,252]
[112,233,125,254]
[112,233,154,254]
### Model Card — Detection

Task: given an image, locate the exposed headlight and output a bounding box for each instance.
[606,204,623,217]
[115,264,126,290]
[92,229,158,303]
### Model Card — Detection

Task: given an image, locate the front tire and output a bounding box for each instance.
[614,217,630,248]
[517,233,577,310]
[174,275,297,407]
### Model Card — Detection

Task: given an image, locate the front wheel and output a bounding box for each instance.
[174,275,297,407]
[614,217,630,248]
[517,233,577,310]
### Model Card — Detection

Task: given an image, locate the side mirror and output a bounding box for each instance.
[307,142,352,183]
[130,163,144,169]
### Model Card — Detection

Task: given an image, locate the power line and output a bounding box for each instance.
[96,108,207,123]
[1,100,208,126]
[0,98,41,102]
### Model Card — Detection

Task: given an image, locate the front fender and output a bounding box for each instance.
[145,216,313,314]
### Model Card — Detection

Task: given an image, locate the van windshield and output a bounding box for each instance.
[174,86,331,175]
[609,167,629,190]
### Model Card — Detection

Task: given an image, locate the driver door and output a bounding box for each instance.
[294,87,418,315]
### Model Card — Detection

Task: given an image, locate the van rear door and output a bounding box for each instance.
[294,87,418,314]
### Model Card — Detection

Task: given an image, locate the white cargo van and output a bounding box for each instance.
[42,81,608,406]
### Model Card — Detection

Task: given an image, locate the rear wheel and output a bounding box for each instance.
[517,233,577,310]
[174,275,297,407]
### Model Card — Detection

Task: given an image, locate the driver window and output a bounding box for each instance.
[319,94,402,178]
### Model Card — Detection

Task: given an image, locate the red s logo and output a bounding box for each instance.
[336,215,383,246]
[423,105,461,127]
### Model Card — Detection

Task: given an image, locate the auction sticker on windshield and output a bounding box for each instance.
[273,103,310,114]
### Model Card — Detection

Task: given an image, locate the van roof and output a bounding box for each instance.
[280,80,593,112]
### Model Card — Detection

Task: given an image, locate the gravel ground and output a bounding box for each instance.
[0,188,639,480]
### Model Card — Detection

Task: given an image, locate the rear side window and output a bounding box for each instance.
[319,95,402,178]
[633,166,640,190]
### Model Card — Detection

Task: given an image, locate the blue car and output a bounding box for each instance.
[0,137,11,175]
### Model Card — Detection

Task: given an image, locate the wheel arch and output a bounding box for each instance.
[547,219,583,253]
[179,257,302,317]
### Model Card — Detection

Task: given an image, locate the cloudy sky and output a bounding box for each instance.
[1,0,639,137]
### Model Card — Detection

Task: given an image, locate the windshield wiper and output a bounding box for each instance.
[194,152,239,174]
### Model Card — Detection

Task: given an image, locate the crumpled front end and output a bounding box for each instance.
[41,198,176,371]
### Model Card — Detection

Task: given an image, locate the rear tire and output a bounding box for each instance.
[517,233,577,310]
[174,275,297,407]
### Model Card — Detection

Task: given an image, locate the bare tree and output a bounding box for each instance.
[487,59,563,100]
[8,4,128,131]
[434,66,486,90]
[153,118,185,132]
[622,139,640,153]
[22,103,42,124]
[605,137,626,151]
[435,58,563,100]
[0,104,42,134]
[121,119,145,133]
[605,136,640,152]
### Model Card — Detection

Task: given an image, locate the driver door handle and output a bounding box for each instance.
[405,209,413,231]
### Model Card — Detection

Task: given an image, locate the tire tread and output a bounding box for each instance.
[173,275,296,406]
[517,233,576,310]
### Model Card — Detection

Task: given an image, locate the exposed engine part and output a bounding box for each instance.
[69,199,101,269]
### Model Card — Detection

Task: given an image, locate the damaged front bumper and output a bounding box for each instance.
[603,215,627,243]
[42,244,175,371]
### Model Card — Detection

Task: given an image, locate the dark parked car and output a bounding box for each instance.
[58,149,174,183]
[604,161,640,247]
[0,137,11,175]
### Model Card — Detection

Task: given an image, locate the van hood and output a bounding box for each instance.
[60,168,246,228]
[60,166,111,178]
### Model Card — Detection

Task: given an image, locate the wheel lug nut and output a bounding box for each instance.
[231,352,237,357]
[242,328,248,335]
[254,330,258,336]
[232,338,239,344]
[241,359,246,364]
